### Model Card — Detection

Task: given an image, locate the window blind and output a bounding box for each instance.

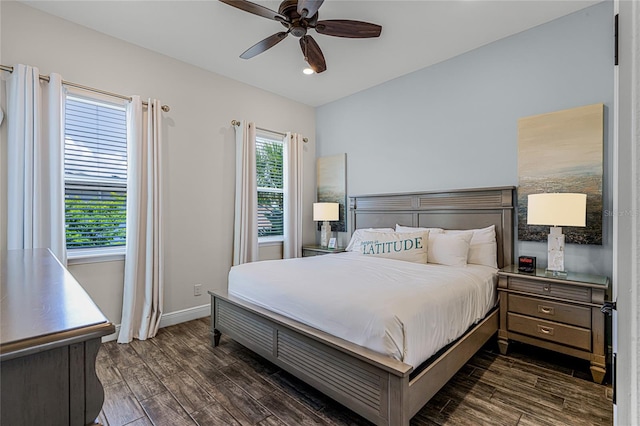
[256,135,284,237]
[64,96,128,249]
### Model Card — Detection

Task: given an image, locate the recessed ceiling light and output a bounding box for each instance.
[303,67,314,75]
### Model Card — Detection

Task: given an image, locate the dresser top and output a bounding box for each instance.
[499,264,610,288]
[1,249,114,356]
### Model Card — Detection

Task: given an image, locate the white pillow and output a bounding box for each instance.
[428,232,473,267]
[345,228,395,252]
[359,230,429,263]
[445,225,497,268]
[395,224,444,235]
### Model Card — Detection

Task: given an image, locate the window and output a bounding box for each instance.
[64,94,128,252]
[256,133,284,240]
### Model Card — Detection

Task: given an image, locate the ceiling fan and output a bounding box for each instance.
[219,0,382,73]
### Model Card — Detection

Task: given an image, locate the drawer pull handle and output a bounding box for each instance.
[537,325,554,335]
[538,305,555,315]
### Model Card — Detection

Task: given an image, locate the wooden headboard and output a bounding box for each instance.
[349,186,515,268]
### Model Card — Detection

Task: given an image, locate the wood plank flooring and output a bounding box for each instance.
[96,318,612,426]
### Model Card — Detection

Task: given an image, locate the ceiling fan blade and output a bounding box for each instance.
[315,20,382,38]
[297,0,324,18]
[300,35,326,73]
[240,32,289,59]
[219,0,289,23]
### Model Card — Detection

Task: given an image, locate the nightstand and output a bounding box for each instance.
[497,265,609,384]
[302,245,346,257]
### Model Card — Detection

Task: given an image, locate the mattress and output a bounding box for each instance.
[228,252,497,367]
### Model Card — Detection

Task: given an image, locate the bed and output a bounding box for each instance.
[209,186,515,425]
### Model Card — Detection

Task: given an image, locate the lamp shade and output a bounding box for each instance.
[313,202,339,221]
[527,193,587,227]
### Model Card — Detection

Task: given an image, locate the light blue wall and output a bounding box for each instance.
[316,2,614,277]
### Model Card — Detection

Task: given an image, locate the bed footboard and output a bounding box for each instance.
[211,292,412,426]
[211,292,499,426]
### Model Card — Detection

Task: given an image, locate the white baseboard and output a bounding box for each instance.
[102,304,211,343]
[159,303,211,328]
[103,325,120,343]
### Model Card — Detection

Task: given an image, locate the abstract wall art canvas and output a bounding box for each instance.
[317,153,347,232]
[518,103,604,245]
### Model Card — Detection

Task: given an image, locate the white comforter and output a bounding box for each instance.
[228,252,497,367]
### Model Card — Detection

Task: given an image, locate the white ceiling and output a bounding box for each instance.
[23,0,598,107]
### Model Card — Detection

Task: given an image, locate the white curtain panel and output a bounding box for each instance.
[233,121,258,265]
[7,64,67,264]
[283,132,304,258]
[118,97,164,343]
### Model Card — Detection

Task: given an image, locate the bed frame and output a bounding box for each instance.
[210,186,515,425]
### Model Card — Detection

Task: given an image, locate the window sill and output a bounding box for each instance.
[259,237,284,247]
[67,247,126,265]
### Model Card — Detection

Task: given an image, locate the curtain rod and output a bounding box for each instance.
[1,64,170,112]
[231,120,308,143]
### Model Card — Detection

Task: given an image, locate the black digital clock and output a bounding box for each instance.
[518,256,536,273]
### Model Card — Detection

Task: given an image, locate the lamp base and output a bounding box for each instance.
[320,221,332,248]
[545,268,568,278]
[547,226,566,275]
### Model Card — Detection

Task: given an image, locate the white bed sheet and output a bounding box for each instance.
[228,252,497,367]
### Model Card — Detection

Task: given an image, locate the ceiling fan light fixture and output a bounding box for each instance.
[303,67,314,75]
[219,0,382,73]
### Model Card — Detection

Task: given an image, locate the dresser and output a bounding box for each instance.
[497,265,609,383]
[1,249,115,425]
[302,245,346,257]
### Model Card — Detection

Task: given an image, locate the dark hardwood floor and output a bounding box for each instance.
[96,318,612,426]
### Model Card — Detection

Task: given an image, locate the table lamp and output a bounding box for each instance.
[313,202,339,247]
[527,193,587,276]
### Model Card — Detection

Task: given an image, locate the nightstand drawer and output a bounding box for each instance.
[507,313,591,351]
[509,277,591,303]
[508,294,591,328]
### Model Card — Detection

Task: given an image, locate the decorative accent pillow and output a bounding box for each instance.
[359,230,429,263]
[428,232,473,267]
[345,228,395,252]
[395,224,444,235]
[445,225,497,268]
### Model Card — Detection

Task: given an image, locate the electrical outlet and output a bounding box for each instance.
[194,284,202,296]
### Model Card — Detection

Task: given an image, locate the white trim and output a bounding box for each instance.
[613,1,639,424]
[65,87,128,108]
[256,130,286,142]
[67,247,125,265]
[159,304,211,328]
[259,236,284,245]
[101,303,211,343]
[102,324,120,343]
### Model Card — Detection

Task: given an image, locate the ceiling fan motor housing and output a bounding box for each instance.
[279,0,317,37]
